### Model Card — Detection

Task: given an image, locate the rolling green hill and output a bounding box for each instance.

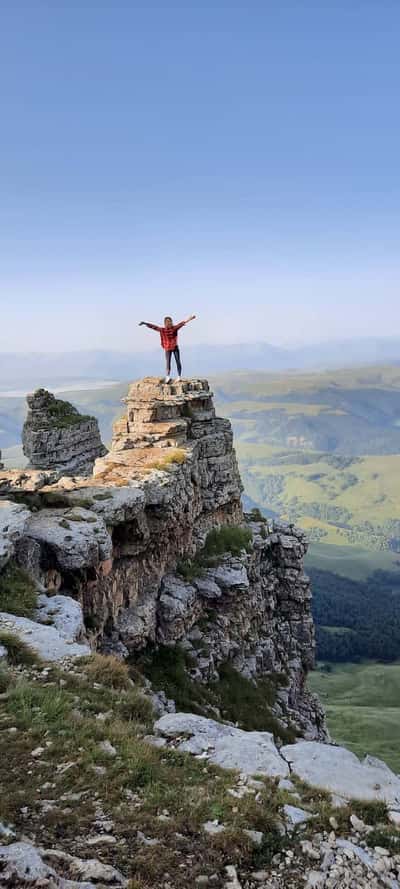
[308,662,400,772]
[211,366,400,552]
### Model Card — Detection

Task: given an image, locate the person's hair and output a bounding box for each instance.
[164,316,173,325]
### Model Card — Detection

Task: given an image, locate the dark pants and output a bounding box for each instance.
[165,347,182,376]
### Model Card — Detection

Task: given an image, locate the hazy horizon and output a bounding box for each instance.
[2,3,400,351]
[2,332,400,357]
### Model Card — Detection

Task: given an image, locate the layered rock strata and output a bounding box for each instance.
[22,388,106,477]
[0,377,324,738]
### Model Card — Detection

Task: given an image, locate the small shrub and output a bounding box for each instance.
[246,508,267,523]
[177,525,253,581]
[82,654,131,689]
[203,525,252,558]
[0,632,40,667]
[0,563,38,618]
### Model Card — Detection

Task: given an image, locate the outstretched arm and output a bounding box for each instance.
[173,314,196,331]
[139,321,161,331]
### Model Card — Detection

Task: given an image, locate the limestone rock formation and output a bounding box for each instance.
[0,377,324,738]
[22,388,106,477]
[154,712,289,778]
[0,499,30,569]
[154,711,400,808]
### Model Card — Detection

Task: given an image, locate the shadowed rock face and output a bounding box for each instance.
[22,388,106,477]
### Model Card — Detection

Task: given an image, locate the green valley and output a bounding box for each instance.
[308,662,400,772]
[212,365,400,552]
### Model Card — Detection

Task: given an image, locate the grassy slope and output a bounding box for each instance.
[233,440,400,548]
[306,542,400,581]
[308,662,400,772]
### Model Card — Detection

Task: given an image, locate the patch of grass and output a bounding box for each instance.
[6,681,71,729]
[366,827,400,853]
[350,799,388,825]
[253,827,292,866]
[137,645,216,716]
[0,658,290,885]
[0,563,38,618]
[147,448,187,471]
[116,688,154,726]
[92,492,113,500]
[0,663,11,693]
[308,662,400,772]
[80,654,131,689]
[138,646,295,743]
[177,524,253,581]
[213,662,296,741]
[0,632,41,667]
[45,396,92,429]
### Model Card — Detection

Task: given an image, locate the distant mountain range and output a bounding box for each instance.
[1,336,400,391]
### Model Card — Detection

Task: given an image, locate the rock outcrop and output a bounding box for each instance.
[0,377,324,738]
[154,711,400,808]
[0,499,30,570]
[22,388,106,477]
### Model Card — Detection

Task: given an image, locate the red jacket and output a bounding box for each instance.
[146,321,185,350]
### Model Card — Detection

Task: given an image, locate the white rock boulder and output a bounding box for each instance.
[25,507,112,571]
[36,593,86,641]
[281,740,400,807]
[0,612,91,662]
[155,712,289,778]
[0,841,99,887]
[0,500,30,569]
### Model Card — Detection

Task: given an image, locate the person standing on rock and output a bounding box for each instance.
[139,314,196,383]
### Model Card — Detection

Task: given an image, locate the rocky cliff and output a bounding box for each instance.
[0,377,324,740]
[3,379,400,889]
[22,388,106,476]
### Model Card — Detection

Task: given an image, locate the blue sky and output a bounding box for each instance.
[1,2,399,352]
